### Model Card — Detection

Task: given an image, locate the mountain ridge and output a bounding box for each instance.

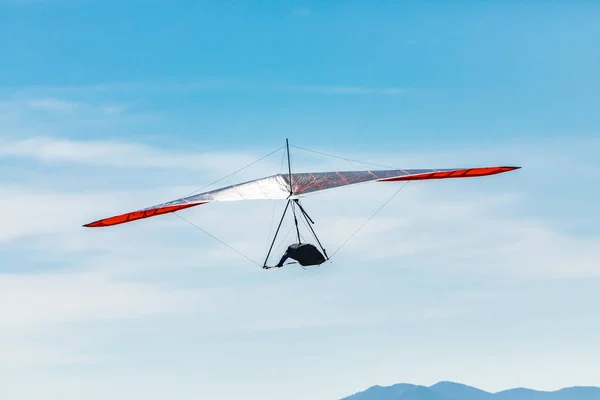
[340,381,600,400]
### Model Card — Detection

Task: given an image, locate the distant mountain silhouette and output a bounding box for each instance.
[340,381,600,400]
[430,382,493,400]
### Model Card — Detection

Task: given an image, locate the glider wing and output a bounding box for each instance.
[84,166,519,227]
[83,174,290,227]
[289,166,520,195]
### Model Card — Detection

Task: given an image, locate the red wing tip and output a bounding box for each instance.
[377,166,521,182]
[82,202,208,228]
[82,219,123,228]
[83,221,104,228]
[494,166,521,172]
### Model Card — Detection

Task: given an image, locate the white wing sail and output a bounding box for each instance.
[84,166,519,227]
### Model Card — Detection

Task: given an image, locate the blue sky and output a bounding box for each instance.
[1,1,599,399]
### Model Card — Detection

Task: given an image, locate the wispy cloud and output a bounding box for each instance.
[26,98,81,112]
[279,84,408,96]
[0,96,131,125]
[0,136,266,170]
[5,81,409,97]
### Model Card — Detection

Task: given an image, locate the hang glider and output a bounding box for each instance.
[83,139,521,269]
[83,165,519,228]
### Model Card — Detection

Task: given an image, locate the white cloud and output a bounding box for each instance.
[0,341,108,370]
[0,186,146,242]
[0,271,199,330]
[0,136,274,170]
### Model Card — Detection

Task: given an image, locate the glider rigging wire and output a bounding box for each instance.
[181,144,287,198]
[289,144,396,169]
[264,149,289,258]
[84,138,520,270]
[329,181,410,259]
[177,142,411,267]
[289,144,412,261]
[173,211,262,267]
[172,144,290,268]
